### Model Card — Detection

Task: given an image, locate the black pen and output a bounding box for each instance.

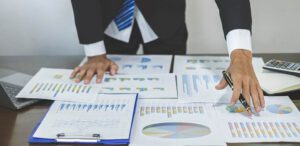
[222,71,252,115]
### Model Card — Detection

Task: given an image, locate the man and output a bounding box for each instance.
[70,0,265,112]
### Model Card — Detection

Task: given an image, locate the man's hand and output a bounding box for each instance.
[215,49,265,113]
[70,54,118,84]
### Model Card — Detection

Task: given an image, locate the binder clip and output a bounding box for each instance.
[56,133,101,143]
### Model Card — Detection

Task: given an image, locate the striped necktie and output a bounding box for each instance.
[114,0,135,31]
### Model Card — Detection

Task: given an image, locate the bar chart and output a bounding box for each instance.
[227,121,300,139]
[29,82,94,98]
[139,104,205,118]
[178,73,227,102]
[58,102,127,112]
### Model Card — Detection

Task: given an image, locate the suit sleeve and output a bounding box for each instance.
[71,0,104,44]
[215,0,252,37]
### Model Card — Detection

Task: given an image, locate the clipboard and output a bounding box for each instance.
[28,93,139,144]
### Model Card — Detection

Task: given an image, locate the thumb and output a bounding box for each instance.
[215,78,228,90]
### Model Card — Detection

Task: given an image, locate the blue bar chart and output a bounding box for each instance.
[58,103,127,112]
[178,73,226,102]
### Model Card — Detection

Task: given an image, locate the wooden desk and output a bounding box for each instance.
[0,54,299,146]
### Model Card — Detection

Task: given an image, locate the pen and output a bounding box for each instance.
[222,71,252,115]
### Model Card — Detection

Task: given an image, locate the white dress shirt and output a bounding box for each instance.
[83,6,252,57]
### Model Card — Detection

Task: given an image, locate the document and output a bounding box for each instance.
[17,68,177,101]
[130,97,300,145]
[174,56,265,73]
[99,74,177,99]
[16,68,100,102]
[79,55,172,74]
[32,94,138,143]
[174,56,265,103]
[130,99,226,146]
[176,71,231,103]
[213,96,300,143]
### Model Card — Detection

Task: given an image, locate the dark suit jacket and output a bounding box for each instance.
[71,0,252,44]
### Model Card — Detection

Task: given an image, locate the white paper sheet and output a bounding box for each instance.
[174,56,265,103]
[33,94,137,141]
[79,55,172,74]
[174,56,265,73]
[130,99,226,146]
[17,68,177,101]
[16,68,100,102]
[100,74,177,99]
[213,96,300,143]
[176,71,231,103]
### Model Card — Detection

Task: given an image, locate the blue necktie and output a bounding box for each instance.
[114,0,135,31]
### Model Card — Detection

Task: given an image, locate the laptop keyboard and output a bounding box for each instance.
[0,81,37,108]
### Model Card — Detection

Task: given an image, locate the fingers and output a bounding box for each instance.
[75,67,87,83]
[71,54,120,84]
[249,82,261,113]
[227,50,265,113]
[84,68,95,84]
[96,61,119,83]
[242,76,251,106]
[257,83,265,108]
[250,80,261,112]
[70,67,80,79]
[215,78,228,90]
[230,76,242,105]
[96,69,105,83]
[109,62,119,75]
[75,66,106,84]
[230,71,264,113]
[231,73,262,113]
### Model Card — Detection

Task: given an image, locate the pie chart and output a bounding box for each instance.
[226,105,245,113]
[142,122,211,139]
[267,104,292,114]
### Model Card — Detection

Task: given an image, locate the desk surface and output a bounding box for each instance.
[0,54,299,146]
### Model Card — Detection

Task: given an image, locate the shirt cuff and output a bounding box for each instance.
[83,41,107,57]
[226,29,252,56]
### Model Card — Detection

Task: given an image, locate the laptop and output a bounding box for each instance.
[0,68,39,110]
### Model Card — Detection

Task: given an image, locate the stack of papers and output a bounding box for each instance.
[18,55,300,145]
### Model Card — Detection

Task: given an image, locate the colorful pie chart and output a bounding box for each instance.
[226,105,245,113]
[267,104,292,114]
[142,122,211,139]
